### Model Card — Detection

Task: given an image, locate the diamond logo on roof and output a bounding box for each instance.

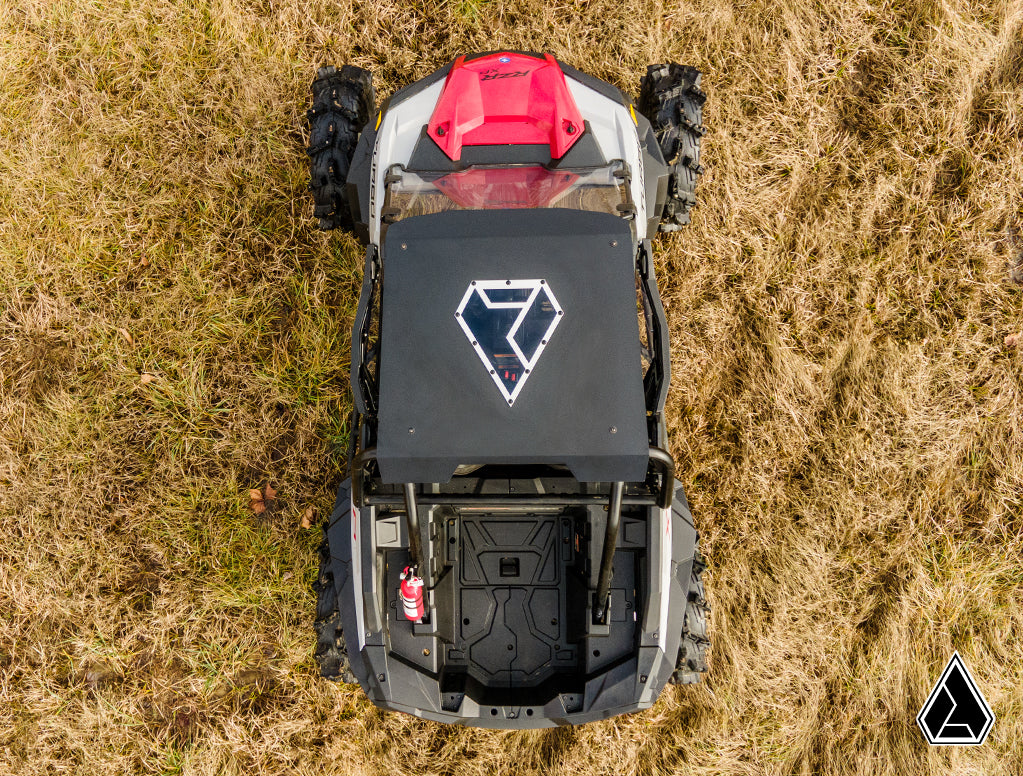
[455,280,563,406]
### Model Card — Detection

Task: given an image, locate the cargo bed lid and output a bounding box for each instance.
[376,208,648,484]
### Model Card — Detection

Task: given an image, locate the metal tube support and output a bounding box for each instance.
[647,446,676,509]
[403,483,424,570]
[350,446,377,507]
[593,481,625,623]
[364,492,659,508]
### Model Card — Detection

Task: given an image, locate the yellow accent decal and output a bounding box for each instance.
[375,111,382,130]
[629,104,638,126]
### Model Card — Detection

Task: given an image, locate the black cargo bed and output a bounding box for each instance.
[384,505,642,707]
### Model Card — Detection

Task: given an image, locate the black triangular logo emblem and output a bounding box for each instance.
[917,652,994,745]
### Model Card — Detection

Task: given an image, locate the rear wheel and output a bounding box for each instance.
[307,64,374,231]
[639,63,706,231]
[313,526,356,682]
[670,548,710,684]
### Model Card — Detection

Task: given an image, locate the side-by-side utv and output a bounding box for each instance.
[307,52,709,728]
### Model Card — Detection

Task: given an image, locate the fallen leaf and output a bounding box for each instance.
[118,328,133,346]
[249,489,265,514]
[141,255,150,267]
[82,663,119,690]
[300,506,315,529]
[264,483,277,502]
[140,373,157,385]
[232,668,271,688]
[231,667,276,695]
[1005,332,1021,348]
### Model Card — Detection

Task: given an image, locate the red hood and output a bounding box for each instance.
[426,52,586,162]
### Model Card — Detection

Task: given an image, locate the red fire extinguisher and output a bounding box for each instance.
[400,566,425,622]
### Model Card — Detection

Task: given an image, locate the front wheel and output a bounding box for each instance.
[638,63,707,231]
[306,65,374,231]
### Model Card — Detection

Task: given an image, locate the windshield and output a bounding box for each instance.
[382,161,634,223]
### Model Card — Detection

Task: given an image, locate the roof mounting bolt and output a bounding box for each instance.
[566,124,576,134]
[400,242,407,250]
[378,673,386,682]
[436,126,445,136]
[640,674,648,683]
[506,279,512,285]
[610,240,618,247]
[610,426,617,434]
[408,427,415,435]
[652,632,659,640]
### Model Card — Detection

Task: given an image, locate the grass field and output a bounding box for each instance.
[2,0,1022,773]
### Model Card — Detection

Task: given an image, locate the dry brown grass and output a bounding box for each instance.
[2,0,1022,773]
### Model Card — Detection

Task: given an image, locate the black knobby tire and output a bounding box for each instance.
[307,64,374,231]
[313,526,356,682]
[638,63,706,231]
[670,549,711,685]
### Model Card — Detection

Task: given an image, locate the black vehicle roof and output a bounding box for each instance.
[376,208,648,484]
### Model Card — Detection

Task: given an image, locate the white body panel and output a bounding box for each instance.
[563,79,648,240]
[658,505,672,651]
[350,496,365,649]
[369,80,446,245]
